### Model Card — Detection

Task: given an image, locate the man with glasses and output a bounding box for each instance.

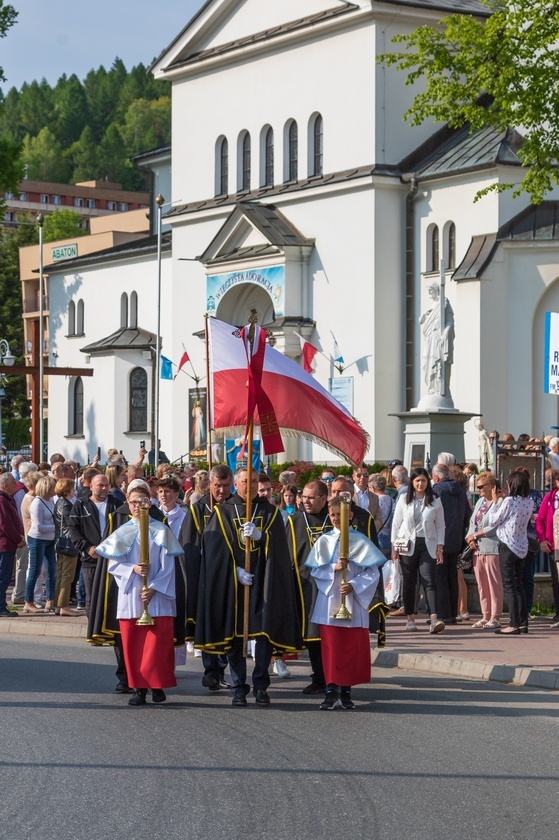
[286,479,333,694]
[320,469,336,499]
[352,463,383,533]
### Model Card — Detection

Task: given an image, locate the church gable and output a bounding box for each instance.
[201,0,354,52]
[152,0,358,76]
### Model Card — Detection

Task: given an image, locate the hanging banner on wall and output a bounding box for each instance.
[206,265,285,317]
[544,312,559,394]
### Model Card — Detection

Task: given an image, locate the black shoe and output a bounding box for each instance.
[553,614,559,622]
[253,689,271,705]
[232,694,248,706]
[0,607,17,617]
[202,674,220,691]
[115,682,133,694]
[339,691,355,710]
[219,679,230,689]
[151,689,167,703]
[128,689,147,706]
[302,682,326,695]
[319,691,340,710]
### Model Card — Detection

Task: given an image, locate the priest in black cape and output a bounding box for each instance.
[87,478,186,692]
[195,467,303,706]
[183,463,233,691]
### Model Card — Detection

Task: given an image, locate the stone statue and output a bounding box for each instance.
[419,280,454,400]
[474,417,493,467]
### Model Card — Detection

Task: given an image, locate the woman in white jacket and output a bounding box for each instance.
[391,467,446,633]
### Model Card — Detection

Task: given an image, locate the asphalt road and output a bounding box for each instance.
[2,635,559,840]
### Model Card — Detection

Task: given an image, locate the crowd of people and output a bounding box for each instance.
[1,442,558,710]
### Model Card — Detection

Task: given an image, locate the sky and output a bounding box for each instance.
[0,0,207,92]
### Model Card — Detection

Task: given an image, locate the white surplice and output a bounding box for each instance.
[305,529,383,628]
[96,519,182,620]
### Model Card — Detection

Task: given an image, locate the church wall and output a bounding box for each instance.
[171,23,375,202]
[480,245,559,441]
[47,253,173,463]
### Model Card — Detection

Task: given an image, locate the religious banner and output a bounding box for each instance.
[544,311,559,394]
[206,265,285,317]
[189,389,207,457]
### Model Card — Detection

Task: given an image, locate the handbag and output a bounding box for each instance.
[393,537,411,554]
[457,544,473,571]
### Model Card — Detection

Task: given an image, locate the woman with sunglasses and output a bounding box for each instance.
[391,467,445,633]
[466,472,503,628]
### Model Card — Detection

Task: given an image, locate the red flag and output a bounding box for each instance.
[296,333,318,374]
[239,324,284,455]
[174,350,190,380]
[208,318,369,466]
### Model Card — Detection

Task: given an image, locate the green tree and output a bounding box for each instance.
[97,122,127,183]
[0,0,17,82]
[0,2,23,201]
[42,209,88,243]
[121,96,171,155]
[68,125,98,183]
[18,79,54,138]
[0,216,37,420]
[379,0,559,202]
[21,126,70,182]
[53,73,88,146]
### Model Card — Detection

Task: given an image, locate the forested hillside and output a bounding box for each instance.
[0,59,171,190]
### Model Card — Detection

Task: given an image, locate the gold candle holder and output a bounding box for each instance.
[136,499,155,626]
[334,491,352,620]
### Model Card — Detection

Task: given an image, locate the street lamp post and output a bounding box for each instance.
[0,338,15,449]
[37,213,45,461]
[154,194,164,471]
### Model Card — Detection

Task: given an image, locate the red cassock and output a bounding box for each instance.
[320,625,371,686]
[120,617,177,689]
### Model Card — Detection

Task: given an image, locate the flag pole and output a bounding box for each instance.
[242,417,254,657]
[204,315,213,470]
[242,311,258,657]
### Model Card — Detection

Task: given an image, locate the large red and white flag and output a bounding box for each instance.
[208,317,369,465]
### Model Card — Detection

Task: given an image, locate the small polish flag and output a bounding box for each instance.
[174,350,190,380]
[295,333,318,374]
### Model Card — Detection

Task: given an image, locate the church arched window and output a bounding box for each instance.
[77,299,84,335]
[69,376,84,436]
[285,119,298,182]
[129,367,148,432]
[68,300,75,336]
[215,136,228,196]
[120,292,128,328]
[130,291,138,328]
[310,113,323,176]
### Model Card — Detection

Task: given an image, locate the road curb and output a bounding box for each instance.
[372,648,559,690]
[0,618,88,639]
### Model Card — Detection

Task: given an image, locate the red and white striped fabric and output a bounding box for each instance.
[208,317,369,465]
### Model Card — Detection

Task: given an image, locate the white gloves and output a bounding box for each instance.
[236,566,254,586]
[243,522,262,541]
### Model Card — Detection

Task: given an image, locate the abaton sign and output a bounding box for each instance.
[51,243,77,261]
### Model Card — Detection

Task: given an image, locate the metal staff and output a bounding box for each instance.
[334,491,352,620]
[136,499,155,626]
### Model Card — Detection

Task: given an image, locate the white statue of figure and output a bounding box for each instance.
[474,417,493,467]
[419,280,455,398]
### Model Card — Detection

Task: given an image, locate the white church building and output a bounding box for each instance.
[44,0,559,466]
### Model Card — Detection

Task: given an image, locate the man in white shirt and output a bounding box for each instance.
[352,463,382,532]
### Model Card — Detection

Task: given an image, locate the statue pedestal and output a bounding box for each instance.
[392,411,476,470]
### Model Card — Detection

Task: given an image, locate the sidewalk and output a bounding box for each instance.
[373,613,559,690]
[2,606,559,689]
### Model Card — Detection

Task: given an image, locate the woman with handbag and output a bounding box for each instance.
[391,467,446,633]
[24,476,57,613]
[54,478,80,616]
[465,471,503,629]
